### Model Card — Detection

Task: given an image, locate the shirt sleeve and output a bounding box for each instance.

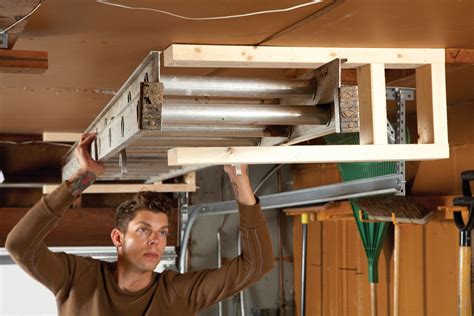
[5,183,91,299]
[169,200,275,310]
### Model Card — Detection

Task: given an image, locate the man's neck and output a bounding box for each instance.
[114,261,153,292]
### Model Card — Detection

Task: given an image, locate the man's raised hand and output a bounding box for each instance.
[66,133,105,196]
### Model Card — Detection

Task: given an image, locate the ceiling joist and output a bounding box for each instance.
[0,49,48,74]
[164,45,446,69]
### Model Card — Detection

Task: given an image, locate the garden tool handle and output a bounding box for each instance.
[453,171,474,316]
[459,245,472,316]
[453,199,474,234]
[461,170,474,197]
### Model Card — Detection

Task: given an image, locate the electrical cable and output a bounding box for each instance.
[253,164,284,194]
[1,1,44,34]
[0,140,72,148]
[97,0,323,21]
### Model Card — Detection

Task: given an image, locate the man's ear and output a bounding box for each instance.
[111,228,124,248]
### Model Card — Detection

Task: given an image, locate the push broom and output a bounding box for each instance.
[358,196,434,316]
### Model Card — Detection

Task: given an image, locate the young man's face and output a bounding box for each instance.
[114,210,169,272]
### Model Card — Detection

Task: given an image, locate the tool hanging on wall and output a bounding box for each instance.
[299,212,309,316]
[324,131,396,316]
[325,87,415,316]
[453,170,474,316]
[358,196,434,316]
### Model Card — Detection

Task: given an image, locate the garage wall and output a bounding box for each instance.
[290,99,474,315]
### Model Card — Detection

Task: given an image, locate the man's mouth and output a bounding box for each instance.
[143,252,160,259]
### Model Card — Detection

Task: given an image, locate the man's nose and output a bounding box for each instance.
[148,232,161,245]
[148,238,160,246]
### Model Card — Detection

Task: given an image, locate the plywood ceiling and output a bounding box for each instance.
[0,0,473,133]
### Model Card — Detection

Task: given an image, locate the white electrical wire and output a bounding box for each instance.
[97,0,323,20]
[1,1,44,34]
[0,140,72,147]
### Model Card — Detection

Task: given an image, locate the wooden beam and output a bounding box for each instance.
[168,144,449,166]
[445,49,474,64]
[415,63,448,144]
[385,69,416,86]
[42,132,81,142]
[164,45,445,69]
[381,49,474,85]
[0,207,115,247]
[0,207,178,247]
[357,63,388,144]
[284,196,466,222]
[341,69,357,85]
[0,49,48,73]
[341,69,419,86]
[284,202,354,221]
[43,182,196,194]
[183,172,196,185]
[0,134,41,142]
[345,49,473,87]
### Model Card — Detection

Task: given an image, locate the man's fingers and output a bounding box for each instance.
[224,164,248,176]
[73,133,106,176]
[223,165,232,174]
[79,133,96,147]
[76,133,97,161]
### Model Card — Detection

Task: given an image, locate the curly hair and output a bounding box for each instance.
[115,191,174,233]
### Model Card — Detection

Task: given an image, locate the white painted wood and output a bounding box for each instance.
[164,45,445,69]
[168,144,449,166]
[183,172,196,184]
[431,63,448,144]
[416,63,448,144]
[42,132,81,142]
[357,64,388,145]
[43,182,196,194]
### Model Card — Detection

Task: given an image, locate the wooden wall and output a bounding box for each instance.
[291,164,459,316]
[289,86,474,315]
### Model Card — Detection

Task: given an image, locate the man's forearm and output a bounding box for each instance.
[229,175,256,206]
[64,133,104,197]
[5,183,77,264]
[66,170,97,197]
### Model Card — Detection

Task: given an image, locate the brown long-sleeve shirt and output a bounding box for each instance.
[5,183,274,315]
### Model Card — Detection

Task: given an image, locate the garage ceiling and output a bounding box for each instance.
[1,0,473,134]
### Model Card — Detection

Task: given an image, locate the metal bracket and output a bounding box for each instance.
[0,32,8,49]
[119,149,128,175]
[281,58,344,106]
[386,87,415,196]
[178,192,189,271]
[178,192,189,246]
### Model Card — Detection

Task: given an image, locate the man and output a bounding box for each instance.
[6,134,274,315]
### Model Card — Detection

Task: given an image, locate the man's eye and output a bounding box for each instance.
[138,227,148,233]
[159,231,169,238]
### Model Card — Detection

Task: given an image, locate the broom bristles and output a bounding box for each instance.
[359,196,433,225]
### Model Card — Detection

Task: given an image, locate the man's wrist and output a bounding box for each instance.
[238,194,257,206]
[66,170,97,197]
[229,176,256,205]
